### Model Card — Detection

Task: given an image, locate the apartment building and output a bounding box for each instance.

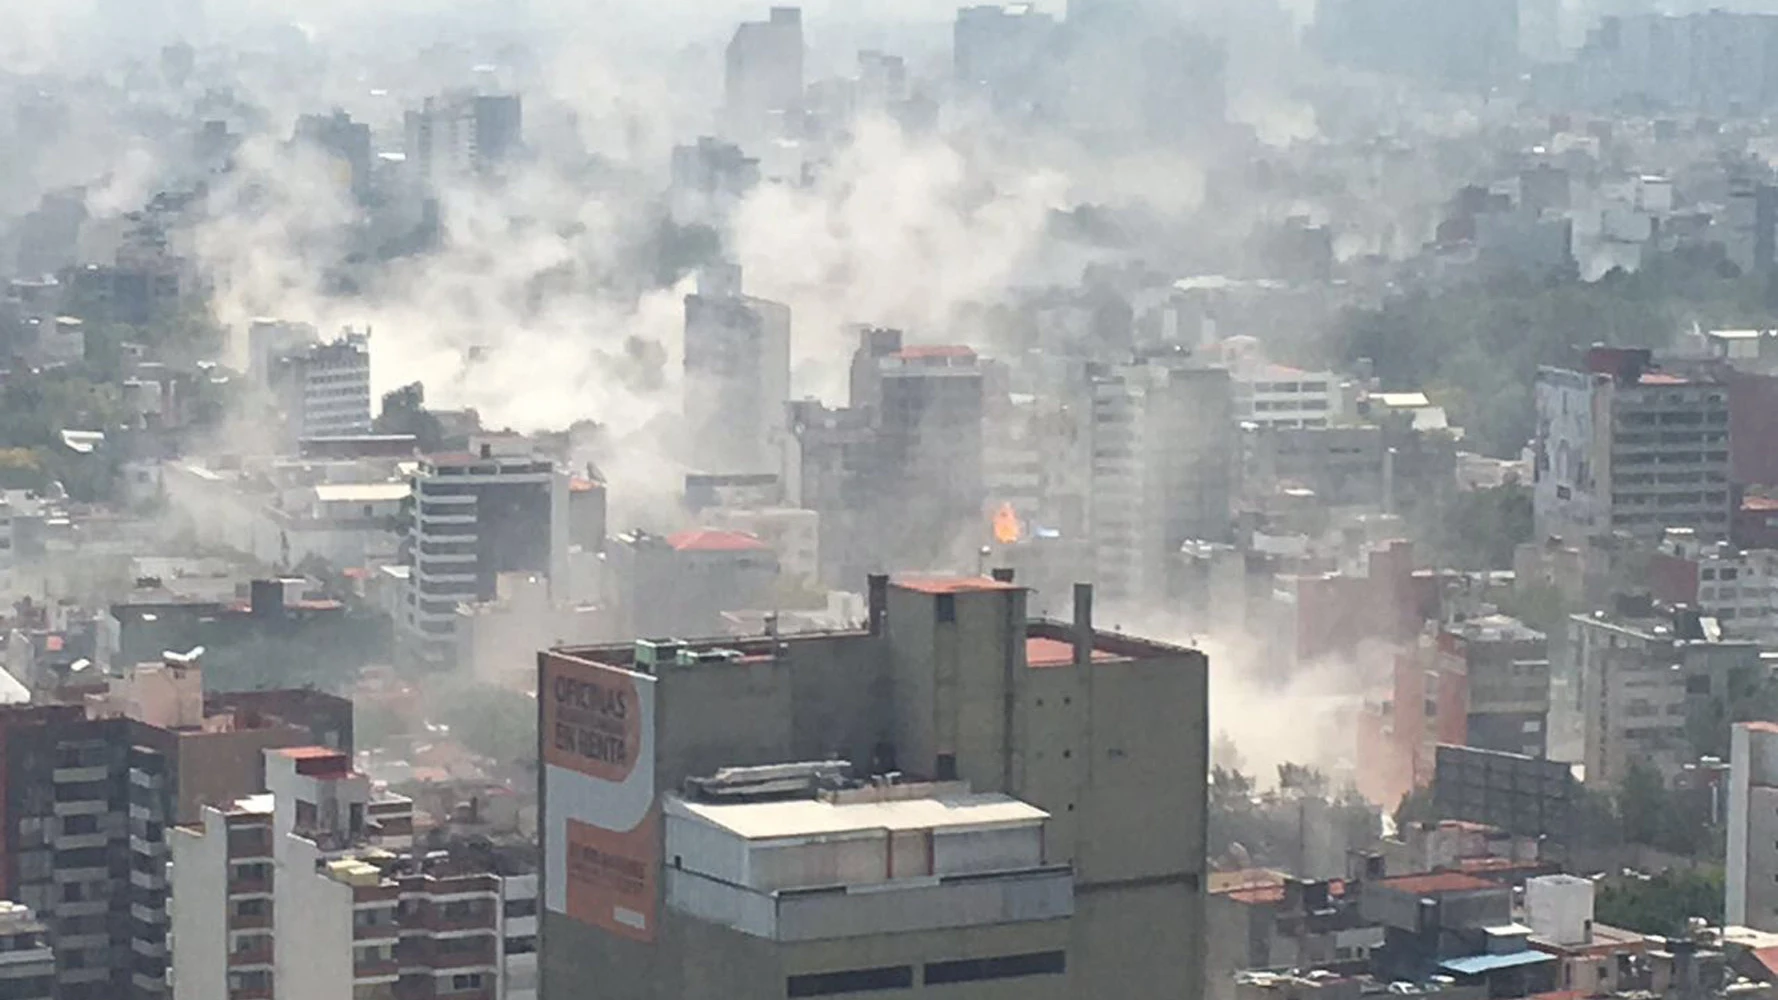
[538,574,1210,1000]
[1728,722,1778,932]
[269,329,373,445]
[1437,614,1550,759]
[402,446,569,669]
[1647,529,1778,638]
[1087,357,1234,603]
[170,745,539,1000]
[683,264,792,474]
[1564,601,1760,786]
[1533,348,1733,545]
[0,652,351,1000]
[0,902,52,1000]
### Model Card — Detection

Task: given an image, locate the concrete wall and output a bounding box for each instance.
[275,836,354,1000]
[168,813,228,1000]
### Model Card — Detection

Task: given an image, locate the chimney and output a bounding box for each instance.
[991,567,1015,583]
[867,574,889,635]
[1072,583,1093,669]
[250,579,284,619]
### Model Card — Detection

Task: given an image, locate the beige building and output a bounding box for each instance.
[537,574,1209,1000]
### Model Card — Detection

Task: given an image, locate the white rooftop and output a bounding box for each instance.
[668,791,1047,840]
[314,482,411,503]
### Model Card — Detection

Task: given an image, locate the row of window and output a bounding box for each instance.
[785,951,1067,997]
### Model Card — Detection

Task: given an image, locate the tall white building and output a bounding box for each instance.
[169,745,538,1000]
[1233,364,1340,429]
[1729,721,1778,931]
[402,446,570,669]
[1087,358,1234,603]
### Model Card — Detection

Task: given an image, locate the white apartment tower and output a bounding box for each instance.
[402,445,570,669]
[170,745,540,1000]
[1729,721,1778,931]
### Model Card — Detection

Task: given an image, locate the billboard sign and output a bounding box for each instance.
[542,652,659,942]
[1533,367,1598,537]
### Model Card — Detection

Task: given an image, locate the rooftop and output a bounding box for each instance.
[668,529,770,553]
[893,345,976,361]
[668,790,1046,840]
[1374,871,1499,895]
[1025,636,1123,669]
[894,575,1021,595]
[314,482,410,504]
[1439,952,1557,976]
[1638,372,1691,385]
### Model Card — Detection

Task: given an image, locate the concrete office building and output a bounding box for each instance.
[1728,721,1778,931]
[170,744,541,1000]
[293,109,373,202]
[1087,357,1234,603]
[268,328,373,445]
[537,574,1209,1000]
[402,447,570,669]
[954,4,1058,111]
[1564,602,1760,786]
[405,93,524,184]
[683,265,792,474]
[1533,349,1733,545]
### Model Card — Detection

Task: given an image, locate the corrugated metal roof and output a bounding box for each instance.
[1440,951,1558,975]
[668,792,1047,840]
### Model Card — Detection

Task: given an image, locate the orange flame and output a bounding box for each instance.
[992,503,1023,545]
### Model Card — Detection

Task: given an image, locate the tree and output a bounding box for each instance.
[1429,483,1534,570]
[1596,867,1723,936]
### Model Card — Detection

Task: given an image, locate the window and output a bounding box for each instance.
[924,951,1067,985]
[787,966,914,997]
[505,935,536,954]
[61,815,97,836]
[503,898,536,918]
[233,898,267,918]
[935,594,955,623]
[448,974,485,992]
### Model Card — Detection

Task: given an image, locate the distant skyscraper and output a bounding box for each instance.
[954,4,1059,111]
[267,328,374,445]
[683,264,792,474]
[724,8,805,137]
[404,93,524,186]
[293,109,373,203]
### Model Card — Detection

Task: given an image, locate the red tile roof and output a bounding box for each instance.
[1744,496,1778,511]
[1223,880,1348,905]
[1752,946,1778,980]
[1375,871,1498,894]
[668,529,769,553]
[893,575,1021,595]
[1025,636,1121,669]
[274,746,345,760]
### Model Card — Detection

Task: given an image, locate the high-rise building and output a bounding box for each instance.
[954,4,1059,111]
[169,744,541,1000]
[853,332,987,569]
[1533,349,1733,545]
[1728,721,1778,931]
[404,93,524,185]
[293,109,373,203]
[1087,357,1234,603]
[537,574,1208,1000]
[725,8,805,136]
[683,265,792,474]
[0,652,351,1000]
[268,328,373,446]
[401,446,570,669]
[1312,0,1518,90]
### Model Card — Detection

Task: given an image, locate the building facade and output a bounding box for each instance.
[402,448,569,669]
[1728,722,1778,932]
[537,574,1210,1000]
[683,265,791,475]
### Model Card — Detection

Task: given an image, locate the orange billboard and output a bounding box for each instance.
[542,652,659,943]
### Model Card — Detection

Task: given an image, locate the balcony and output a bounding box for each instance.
[355,921,399,941]
[228,945,274,968]
[53,766,110,784]
[229,911,272,931]
[355,959,401,980]
[228,876,272,897]
[665,864,1074,942]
